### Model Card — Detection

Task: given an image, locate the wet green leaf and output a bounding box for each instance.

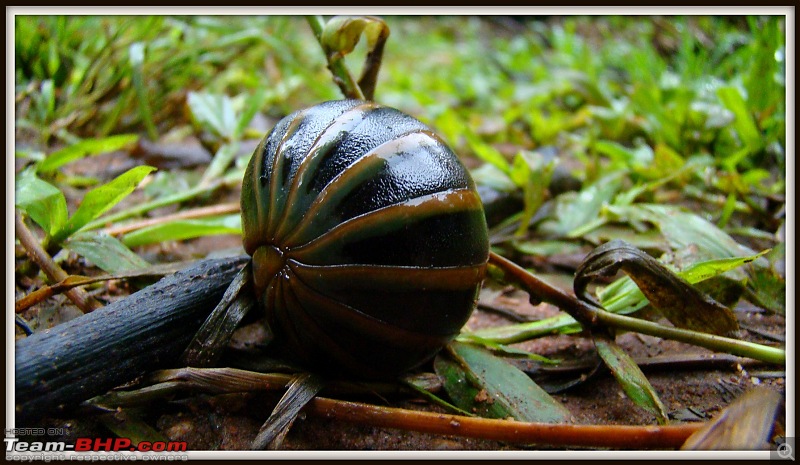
[457,334,557,363]
[465,131,511,175]
[594,335,668,424]
[15,168,68,237]
[64,232,150,274]
[461,313,582,345]
[187,91,238,140]
[512,239,585,257]
[606,204,757,263]
[434,352,504,418]
[440,342,571,423]
[471,163,517,192]
[51,165,156,245]
[541,171,625,237]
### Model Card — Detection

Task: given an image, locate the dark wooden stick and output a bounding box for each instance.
[14,255,248,425]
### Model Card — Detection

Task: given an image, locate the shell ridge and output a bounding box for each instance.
[266,111,307,241]
[282,128,441,247]
[272,102,380,242]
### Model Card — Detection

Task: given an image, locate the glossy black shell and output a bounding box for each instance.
[241,99,489,378]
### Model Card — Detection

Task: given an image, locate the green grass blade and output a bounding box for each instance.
[37,134,139,174]
[122,214,241,248]
[442,341,572,423]
[594,335,668,424]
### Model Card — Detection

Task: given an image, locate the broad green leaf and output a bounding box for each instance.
[37,134,139,174]
[187,91,238,140]
[122,214,241,248]
[51,165,157,245]
[64,232,150,274]
[598,251,769,317]
[434,353,504,418]
[465,132,511,175]
[442,341,571,423]
[594,335,668,424]
[677,250,769,284]
[597,277,649,315]
[471,163,517,192]
[541,171,625,237]
[14,169,68,237]
[606,204,757,263]
[457,334,557,363]
[581,224,669,251]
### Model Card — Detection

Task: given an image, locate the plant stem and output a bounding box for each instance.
[15,210,102,313]
[489,252,599,329]
[306,396,704,449]
[594,310,785,365]
[305,15,365,100]
[486,252,785,365]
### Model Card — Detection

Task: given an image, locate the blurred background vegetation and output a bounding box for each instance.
[12,14,789,438]
[14,15,786,312]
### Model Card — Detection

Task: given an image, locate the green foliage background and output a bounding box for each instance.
[12,13,789,431]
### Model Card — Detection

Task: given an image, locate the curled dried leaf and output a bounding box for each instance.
[681,386,782,450]
[575,240,739,336]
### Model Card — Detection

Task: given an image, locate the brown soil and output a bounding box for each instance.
[15,159,786,452]
[27,279,786,451]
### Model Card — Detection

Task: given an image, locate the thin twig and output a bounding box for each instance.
[489,252,599,329]
[101,202,240,236]
[15,210,103,313]
[305,396,704,449]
